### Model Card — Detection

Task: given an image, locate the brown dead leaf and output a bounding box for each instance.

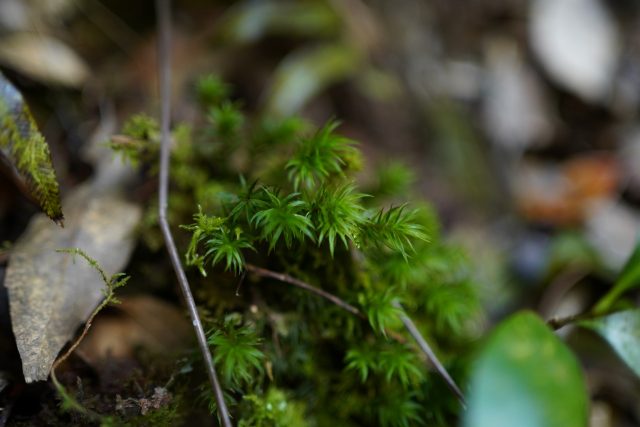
[515,154,619,225]
[5,184,141,382]
[76,295,191,365]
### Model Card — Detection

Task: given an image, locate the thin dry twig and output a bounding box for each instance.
[245,263,407,341]
[547,310,607,330]
[393,301,467,407]
[155,1,231,425]
[245,264,362,316]
[51,300,102,418]
[50,248,124,418]
[244,263,466,407]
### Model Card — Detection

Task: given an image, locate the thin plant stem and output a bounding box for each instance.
[245,263,405,344]
[393,301,466,408]
[244,263,466,407]
[155,1,231,425]
[50,249,122,419]
[547,310,610,330]
[245,263,362,316]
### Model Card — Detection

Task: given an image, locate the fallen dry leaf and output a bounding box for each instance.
[5,184,141,382]
[515,154,619,226]
[76,295,191,365]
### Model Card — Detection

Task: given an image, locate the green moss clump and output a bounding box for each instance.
[109,75,484,426]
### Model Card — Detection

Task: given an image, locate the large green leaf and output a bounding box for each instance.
[581,309,640,377]
[464,311,588,427]
[594,240,640,313]
[0,71,63,223]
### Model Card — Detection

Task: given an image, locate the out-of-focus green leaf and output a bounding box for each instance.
[581,309,640,376]
[0,72,63,224]
[594,240,640,313]
[218,0,339,44]
[464,311,588,427]
[547,231,598,273]
[264,43,363,116]
[427,99,497,206]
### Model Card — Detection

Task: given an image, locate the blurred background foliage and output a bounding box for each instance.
[1,0,640,426]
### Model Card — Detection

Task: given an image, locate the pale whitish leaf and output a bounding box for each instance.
[582,310,640,377]
[529,0,619,102]
[585,200,640,273]
[464,311,588,427]
[5,184,141,382]
[0,33,89,87]
[483,37,551,150]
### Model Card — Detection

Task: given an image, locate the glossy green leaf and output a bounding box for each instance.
[0,72,63,224]
[264,43,362,116]
[581,309,640,376]
[594,240,640,313]
[464,311,588,427]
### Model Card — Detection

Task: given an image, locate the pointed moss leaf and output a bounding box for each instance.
[361,205,429,259]
[594,239,640,313]
[581,309,640,377]
[0,72,63,224]
[345,347,377,383]
[5,184,141,382]
[286,120,358,190]
[313,183,366,256]
[208,321,264,388]
[464,311,588,427]
[251,188,314,249]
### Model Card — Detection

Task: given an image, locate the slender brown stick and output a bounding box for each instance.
[547,310,608,330]
[155,1,231,425]
[245,264,362,316]
[246,263,405,343]
[244,263,466,406]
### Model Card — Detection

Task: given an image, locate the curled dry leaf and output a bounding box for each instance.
[0,72,63,224]
[514,154,619,226]
[4,184,141,382]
